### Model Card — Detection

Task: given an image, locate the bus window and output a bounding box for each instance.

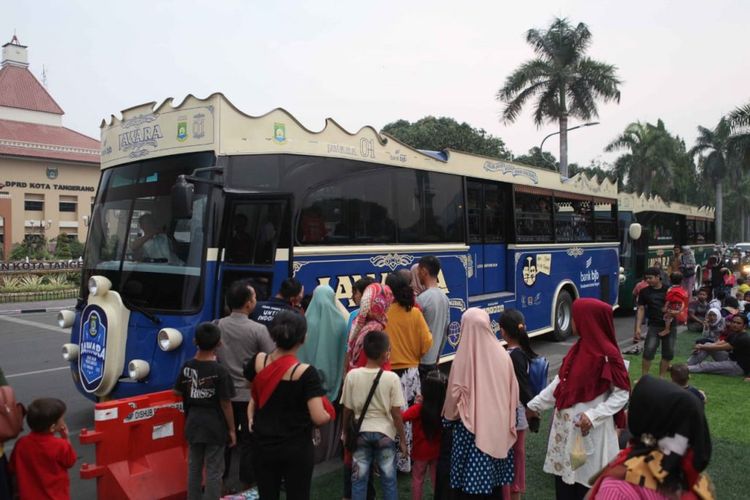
[515,192,553,243]
[484,184,505,243]
[554,197,593,242]
[298,171,396,245]
[395,170,464,243]
[594,201,617,241]
[467,181,482,243]
[226,202,285,265]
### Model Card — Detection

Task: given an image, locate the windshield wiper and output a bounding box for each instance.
[121,296,161,325]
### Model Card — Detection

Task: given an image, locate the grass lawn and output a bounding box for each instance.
[308,329,749,499]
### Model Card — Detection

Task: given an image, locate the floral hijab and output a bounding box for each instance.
[347,283,393,370]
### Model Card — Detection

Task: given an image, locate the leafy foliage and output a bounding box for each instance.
[513,147,558,170]
[381,116,511,159]
[498,17,621,175]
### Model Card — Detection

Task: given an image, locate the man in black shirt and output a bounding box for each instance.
[635,267,677,378]
[689,314,750,381]
[250,278,303,329]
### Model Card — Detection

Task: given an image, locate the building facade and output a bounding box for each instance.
[0,36,99,259]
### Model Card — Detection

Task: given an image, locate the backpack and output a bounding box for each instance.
[0,385,25,442]
[528,356,550,397]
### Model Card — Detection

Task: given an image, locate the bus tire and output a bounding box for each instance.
[551,290,573,341]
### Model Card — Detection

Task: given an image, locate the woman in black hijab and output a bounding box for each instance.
[587,375,714,499]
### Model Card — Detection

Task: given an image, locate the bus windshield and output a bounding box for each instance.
[83,152,214,312]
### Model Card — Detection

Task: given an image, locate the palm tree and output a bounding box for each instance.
[690,118,732,243]
[605,120,676,196]
[498,17,622,177]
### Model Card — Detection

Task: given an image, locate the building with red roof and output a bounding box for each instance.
[0,35,100,259]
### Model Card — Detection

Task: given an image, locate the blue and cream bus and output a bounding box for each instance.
[61,94,622,400]
[617,192,716,310]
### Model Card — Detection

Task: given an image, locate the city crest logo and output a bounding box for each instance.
[46,167,58,180]
[274,122,286,144]
[177,116,188,142]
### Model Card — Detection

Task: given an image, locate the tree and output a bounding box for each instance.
[569,158,618,185]
[690,118,732,243]
[381,116,511,159]
[605,120,677,196]
[497,17,621,177]
[513,147,557,170]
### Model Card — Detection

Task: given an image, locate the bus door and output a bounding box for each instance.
[217,193,293,314]
[467,180,508,297]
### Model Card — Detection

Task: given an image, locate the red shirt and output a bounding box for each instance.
[10,432,76,500]
[401,403,441,461]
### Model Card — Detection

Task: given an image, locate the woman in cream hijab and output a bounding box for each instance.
[442,308,519,498]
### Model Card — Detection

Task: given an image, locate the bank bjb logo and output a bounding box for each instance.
[177,116,188,142]
[523,256,538,286]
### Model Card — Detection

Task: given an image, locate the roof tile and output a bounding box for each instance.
[0,65,64,114]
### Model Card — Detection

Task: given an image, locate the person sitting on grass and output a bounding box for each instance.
[669,363,705,405]
[688,314,750,381]
[687,287,711,332]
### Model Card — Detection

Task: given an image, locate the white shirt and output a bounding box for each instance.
[527,375,629,487]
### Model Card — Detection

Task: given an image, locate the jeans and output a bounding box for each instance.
[351,432,398,500]
[188,443,225,500]
[643,325,677,361]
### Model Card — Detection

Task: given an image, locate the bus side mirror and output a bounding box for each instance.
[629,223,642,241]
[172,175,194,218]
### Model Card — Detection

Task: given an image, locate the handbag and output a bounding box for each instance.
[0,385,25,442]
[344,369,383,453]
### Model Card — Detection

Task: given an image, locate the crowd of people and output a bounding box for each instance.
[1,251,730,500]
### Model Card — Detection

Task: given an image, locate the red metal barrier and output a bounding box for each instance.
[80,390,188,499]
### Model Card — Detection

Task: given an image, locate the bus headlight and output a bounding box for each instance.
[62,343,79,361]
[88,276,112,297]
[158,328,183,352]
[128,360,150,380]
[58,310,76,329]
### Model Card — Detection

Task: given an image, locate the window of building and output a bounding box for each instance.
[59,196,78,213]
[24,194,44,212]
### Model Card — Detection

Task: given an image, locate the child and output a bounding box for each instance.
[174,322,236,500]
[401,370,447,500]
[669,363,706,405]
[341,331,406,500]
[660,272,687,337]
[9,398,76,500]
[500,309,537,500]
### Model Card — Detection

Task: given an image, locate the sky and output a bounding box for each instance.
[4,0,750,167]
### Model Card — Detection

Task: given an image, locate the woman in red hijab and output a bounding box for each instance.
[526,298,630,500]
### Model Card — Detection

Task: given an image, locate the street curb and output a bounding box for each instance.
[0,305,71,316]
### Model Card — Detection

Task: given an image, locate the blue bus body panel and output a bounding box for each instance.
[510,246,619,332]
[467,243,507,296]
[291,249,469,358]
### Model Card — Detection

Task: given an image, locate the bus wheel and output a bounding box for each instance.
[551,290,573,341]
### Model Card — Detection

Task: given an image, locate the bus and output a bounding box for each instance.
[60,93,622,401]
[618,191,716,310]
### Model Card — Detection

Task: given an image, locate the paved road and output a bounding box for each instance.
[0,307,639,499]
